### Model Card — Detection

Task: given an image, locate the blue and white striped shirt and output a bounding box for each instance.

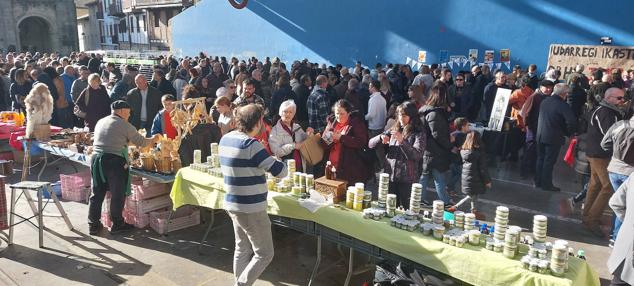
[219,131,288,213]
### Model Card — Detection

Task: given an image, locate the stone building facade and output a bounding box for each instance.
[0,0,79,54]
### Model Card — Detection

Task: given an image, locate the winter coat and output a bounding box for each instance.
[461,149,491,196]
[536,95,577,146]
[368,129,425,184]
[586,101,624,158]
[420,105,453,173]
[150,79,177,97]
[448,84,473,118]
[75,85,111,131]
[270,85,297,117]
[322,112,371,184]
[292,84,311,124]
[126,86,163,129]
[9,81,31,111]
[268,121,308,171]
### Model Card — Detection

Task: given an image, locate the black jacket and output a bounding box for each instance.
[420,105,452,172]
[586,101,624,158]
[292,84,311,124]
[179,123,222,167]
[150,79,177,96]
[461,149,491,196]
[536,95,577,146]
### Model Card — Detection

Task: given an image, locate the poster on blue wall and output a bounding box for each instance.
[469,49,478,63]
[439,50,449,64]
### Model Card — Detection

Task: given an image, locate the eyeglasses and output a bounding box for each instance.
[455,78,464,81]
[229,86,236,89]
[613,96,625,101]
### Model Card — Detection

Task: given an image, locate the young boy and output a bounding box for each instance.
[447,117,470,196]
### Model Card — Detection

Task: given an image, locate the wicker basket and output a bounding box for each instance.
[156,157,171,173]
[140,156,155,171]
[171,159,182,173]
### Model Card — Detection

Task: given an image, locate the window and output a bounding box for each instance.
[140,15,145,31]
[154,12,160,27]
[136,16,140,33]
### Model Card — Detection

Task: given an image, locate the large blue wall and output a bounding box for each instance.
[171,0,634,73]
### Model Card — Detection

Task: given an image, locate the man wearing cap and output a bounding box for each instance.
[520,79,555,179]
[88,100,161,235]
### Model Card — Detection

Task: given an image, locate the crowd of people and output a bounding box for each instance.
[1,50,634,285]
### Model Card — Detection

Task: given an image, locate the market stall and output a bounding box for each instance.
[170,167,600,286]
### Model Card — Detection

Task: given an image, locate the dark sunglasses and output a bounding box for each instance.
[614,96,625,100]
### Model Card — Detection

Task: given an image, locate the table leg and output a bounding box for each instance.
[198,209,216,253]
[307,235,321,286]
[48,184,74,230]
[344,248,354,286]
[37,149,48,182]
[8,186,16,245]
[37,188,43,248]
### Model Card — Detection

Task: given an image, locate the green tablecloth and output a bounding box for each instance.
[171,167,600,286]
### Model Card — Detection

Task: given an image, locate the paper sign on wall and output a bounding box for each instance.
[469,49,478,63]
[484,50,494,64]
[418,51,427,63]
[500,49,510,63]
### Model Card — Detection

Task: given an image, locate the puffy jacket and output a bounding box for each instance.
[601,118,634,176]
[369,129,425,184]
[586,101,624,158]
[268,121,308,167]
[419,105,452,172]
[461,149,491,196]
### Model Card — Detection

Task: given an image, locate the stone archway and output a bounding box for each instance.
[18,16,52,52]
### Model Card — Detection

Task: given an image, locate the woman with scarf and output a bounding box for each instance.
[268,100,314,172]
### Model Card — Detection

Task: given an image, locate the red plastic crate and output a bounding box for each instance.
[61,172,92,203]
[150,206,200,235]
[123,209,151,228]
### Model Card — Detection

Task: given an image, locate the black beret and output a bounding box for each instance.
[111,100,131,110]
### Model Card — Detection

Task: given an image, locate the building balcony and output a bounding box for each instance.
[122,0,193,12]
[109,3,125,17]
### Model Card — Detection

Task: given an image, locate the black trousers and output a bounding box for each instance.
[535,142,562,189]
[389,181,411,209]
[88,153,128,226]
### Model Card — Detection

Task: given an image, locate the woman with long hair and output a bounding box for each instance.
[369,101,425,207]
[419,84,454,206]
[9,69,31,112]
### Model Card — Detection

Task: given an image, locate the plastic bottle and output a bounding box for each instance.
[325,161,332,179]
[577,250,586,260]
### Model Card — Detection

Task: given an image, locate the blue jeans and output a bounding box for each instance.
[420,169,451,204]
[447,162,462,193]
[608,172,627,240]
[535,142,562,188]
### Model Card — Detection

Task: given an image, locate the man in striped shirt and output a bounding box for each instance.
[219,104,287,286]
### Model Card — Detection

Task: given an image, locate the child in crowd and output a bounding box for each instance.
[447,117,470,197]
[450,131,491,219]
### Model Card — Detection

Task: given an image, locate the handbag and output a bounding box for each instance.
[299,134,324,166]
[73,87,90,119]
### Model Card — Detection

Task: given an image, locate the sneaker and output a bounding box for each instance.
[110,222,134,235]
[89,222,102,235]
[609,239,615,248]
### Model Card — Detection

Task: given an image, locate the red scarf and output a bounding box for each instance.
[280,121,302,172]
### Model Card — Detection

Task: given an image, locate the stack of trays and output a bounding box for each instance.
[386,194,397,217]
[432,200,444,225]
[493,206,510,241]
[550,244,567,276]
[377,173,389,208]
[464,213,476,230]
[533,215,548,243]
[454,211,465,229]
[409,183,422,213]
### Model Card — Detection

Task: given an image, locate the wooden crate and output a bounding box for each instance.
[314,176,347,203]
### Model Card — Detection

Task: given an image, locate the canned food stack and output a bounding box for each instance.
[386,194,397,217]
[353,183,365,211]
[409,183,422,213]
[533,215,548,243]
[210,143,219,155]
[550,244,567,276]
[287,159,296,177]
[345,187,355,209]
[377,173,390,205]
[454,211,465,229]
[363,191,372,209]
[306,174,315,190]
[193,149,202,164]
[293,172,302,188]
[493,206,510,241]
[291,186,303,197]
[503,228,520,258]
[464,213,476,230]
[432,200,444,225]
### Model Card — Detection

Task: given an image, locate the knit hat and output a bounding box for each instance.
[539,79,555,87]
